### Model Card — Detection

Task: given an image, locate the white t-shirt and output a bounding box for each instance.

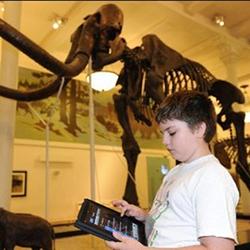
[145,154,239,247]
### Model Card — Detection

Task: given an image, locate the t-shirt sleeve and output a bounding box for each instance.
[193,166,239,242]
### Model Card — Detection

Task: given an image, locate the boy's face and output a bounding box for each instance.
[159,119,206,163]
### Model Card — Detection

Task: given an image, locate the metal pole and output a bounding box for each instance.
[27,103,49,218]
[88,58,96,200]
[27,77,64,219]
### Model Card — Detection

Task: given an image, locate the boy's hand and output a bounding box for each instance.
[105,231,145,250]
[112,200,147,221]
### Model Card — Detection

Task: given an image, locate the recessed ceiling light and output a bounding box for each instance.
[213,14,225,27]
[51,15,67,30]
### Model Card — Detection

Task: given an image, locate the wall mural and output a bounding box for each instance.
[15,67,164,150]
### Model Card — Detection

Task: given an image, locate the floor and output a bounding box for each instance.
[15,234,109,250]
[237,219,250,244]
[55,235,110,250]
[14,219,250,250]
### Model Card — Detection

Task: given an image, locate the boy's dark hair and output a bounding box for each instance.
[155,90,217,143]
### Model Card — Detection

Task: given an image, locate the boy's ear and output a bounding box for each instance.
[195,122,206,138]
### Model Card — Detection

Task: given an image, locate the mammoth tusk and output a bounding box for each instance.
[0,76,71,102]
[0,18,90,77]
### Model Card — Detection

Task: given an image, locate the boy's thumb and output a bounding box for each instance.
[113,231,124,241]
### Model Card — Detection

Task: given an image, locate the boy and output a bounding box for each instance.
[106,90,239,250]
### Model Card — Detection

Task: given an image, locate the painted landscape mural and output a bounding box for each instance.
[15,67,164,149]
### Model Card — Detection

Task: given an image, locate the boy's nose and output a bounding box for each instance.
[163,136,170,147]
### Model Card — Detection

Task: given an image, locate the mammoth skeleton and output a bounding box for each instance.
[103,34,250,205]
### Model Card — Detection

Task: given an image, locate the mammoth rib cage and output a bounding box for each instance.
[165,61,215,94]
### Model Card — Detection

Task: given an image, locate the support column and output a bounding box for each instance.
[216,35,242,84]
[216,35,244,114]
[0,2,21,208]
[220,49,238,84]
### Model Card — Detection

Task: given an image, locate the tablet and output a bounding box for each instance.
[74,198,147,245]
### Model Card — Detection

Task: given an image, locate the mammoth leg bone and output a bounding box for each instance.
[113,93,140,205]
[230,111,250,190]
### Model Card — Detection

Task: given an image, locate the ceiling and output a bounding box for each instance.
[1,1,250,105]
